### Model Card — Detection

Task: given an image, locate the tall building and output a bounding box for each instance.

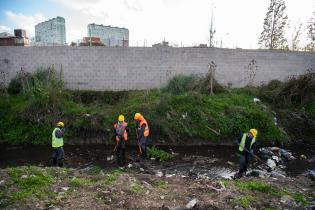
[35,16,66,45]
[87,23,129,47]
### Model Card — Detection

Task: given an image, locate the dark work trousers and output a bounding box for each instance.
[52,147,64,167]
[116,138,126,166]
[139,136,147,157]
[238,153,251,175]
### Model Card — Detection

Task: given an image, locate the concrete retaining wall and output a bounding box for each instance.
[0,46,314,90]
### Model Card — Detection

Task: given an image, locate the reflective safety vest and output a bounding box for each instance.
[239,133,256,152]
[139,117,149,137]
[114,121,128,141]
[52,127,64,148]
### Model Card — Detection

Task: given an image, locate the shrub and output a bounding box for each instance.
[147,146,172,161]
[162,74,200,94]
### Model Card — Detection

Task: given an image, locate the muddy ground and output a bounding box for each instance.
[0,155,314,210]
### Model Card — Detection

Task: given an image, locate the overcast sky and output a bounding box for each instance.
[0,0,314,48]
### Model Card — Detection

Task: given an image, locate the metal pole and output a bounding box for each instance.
[89,27,91,47]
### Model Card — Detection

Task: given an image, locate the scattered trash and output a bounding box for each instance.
[156,171,163,177]
[280,149,296,161]
[227,161,234,166]
[271,155,279,163]
[267,159,276,170]
[259,148,274,158]
[160,195,165,200]
[269,147,281,152]
[305,169,315,181]
[186,198,198,209]
[259,147,296,164]
[61,187,69,191]
[250,169,269,178]
[304,204,315,210]
[169,149,179,156]
[253,98,261,103]
[140,168,145,172]
[107,155,114,161]
[273,117,278,125]
[271,171,286,178]
[173,206,186,210]
[127,163,133,168]
[308,156,315,163]
[300,154,307,160]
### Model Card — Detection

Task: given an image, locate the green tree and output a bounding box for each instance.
[258,0,288,49]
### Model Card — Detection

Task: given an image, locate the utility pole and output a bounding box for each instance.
[209,3,216,47]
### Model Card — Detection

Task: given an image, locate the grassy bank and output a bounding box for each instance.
[0,68,314,145]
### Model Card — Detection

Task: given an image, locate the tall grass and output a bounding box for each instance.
[3,69,312,145]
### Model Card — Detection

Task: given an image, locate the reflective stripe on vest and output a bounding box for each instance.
[114,122,128,141]
[139,117,149,137]
[239,133,256,152]
[52,128,64,148]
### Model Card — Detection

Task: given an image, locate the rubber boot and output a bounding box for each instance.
[52,158,57,166]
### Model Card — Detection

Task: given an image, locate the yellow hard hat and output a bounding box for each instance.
[57,121,64,127]
[134,113,141,120]
[249,128,258,137]
[118,115,125,122]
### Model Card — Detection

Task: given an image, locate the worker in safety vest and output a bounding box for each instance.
[234,128,258,179]
[113,115,129,166]
[134,113,150,157]
[52,121,65,167]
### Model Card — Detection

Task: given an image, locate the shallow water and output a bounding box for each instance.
[0,142,314,178]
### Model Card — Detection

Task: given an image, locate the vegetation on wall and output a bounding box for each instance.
[0,67,314,145]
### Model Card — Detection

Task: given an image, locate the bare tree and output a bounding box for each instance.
[306,12,315,51]
[258,0,288,49]
[290,22,302,51]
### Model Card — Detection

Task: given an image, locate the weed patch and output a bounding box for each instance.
[103,169,124,185]
[130,183,143,194]
[8,166,54,201]
[235,180,280,196]
[238,195,255,208]
[156,180,168,190]
[147,146,172,162]
[69,177,93,187]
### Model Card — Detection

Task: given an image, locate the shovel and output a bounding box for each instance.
[106,140,119,161]
[238,143,273,172]
[134,121,142,155]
